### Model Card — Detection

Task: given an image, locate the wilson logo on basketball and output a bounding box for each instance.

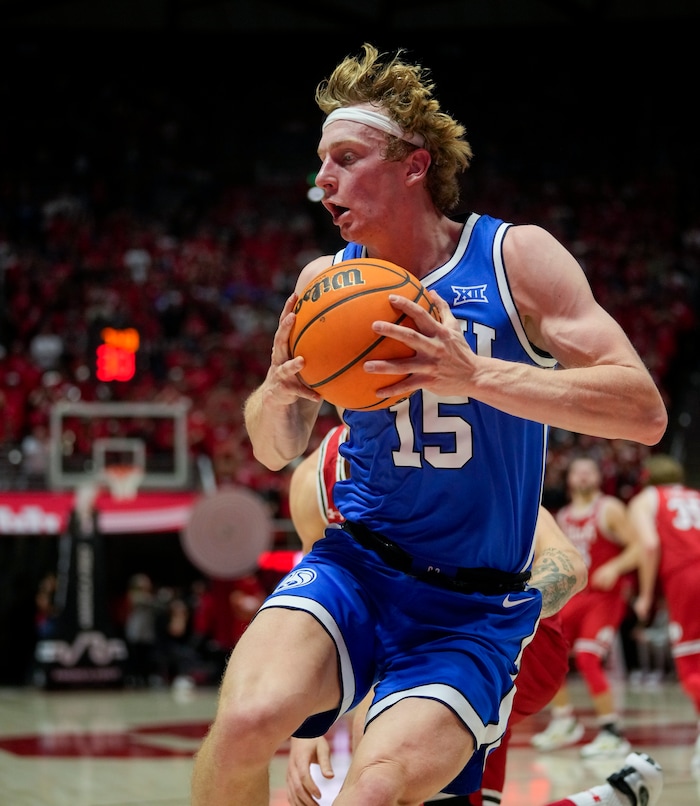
[295,267,365,308]
[288,257,440,411]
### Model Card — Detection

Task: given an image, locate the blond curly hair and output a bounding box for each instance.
[315,43,473,215]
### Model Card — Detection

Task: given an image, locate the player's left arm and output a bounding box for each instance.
[505,225,667,445]
[287,735,334,805]
[529,507,588,618]
[288,443,328,554]
[373,225,667,445]
[590,496,640,590]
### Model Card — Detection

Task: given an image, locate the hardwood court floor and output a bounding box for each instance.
[0,675,698,805]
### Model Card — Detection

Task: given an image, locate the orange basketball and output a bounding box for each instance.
[288,258,439,411]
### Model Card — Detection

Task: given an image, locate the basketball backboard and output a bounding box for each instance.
[48,401,191,491]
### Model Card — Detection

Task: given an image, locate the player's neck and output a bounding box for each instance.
[570,490,601,511]
[364,215,461,280]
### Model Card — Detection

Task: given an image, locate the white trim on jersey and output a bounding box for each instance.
[491,223,558,369]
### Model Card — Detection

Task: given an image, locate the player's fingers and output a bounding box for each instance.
[387,293,434,323]
[316,742,335,779]
[428,291,453,323]
[272,317,296,364]
[264,356,322,406]
[287,360,323,403]
[286,768,322,806]
[388,292,447,330]
[270,293,302,363]
[369,320,429,353]
[280,292,299,321]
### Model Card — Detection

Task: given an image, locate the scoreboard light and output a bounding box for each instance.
[96,328,140,382]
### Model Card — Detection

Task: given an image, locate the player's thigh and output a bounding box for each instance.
[221,606,341,714]
[511,619,569,721]
[580,593,626,646]
[348,697,474,797]
[559,595,586,645]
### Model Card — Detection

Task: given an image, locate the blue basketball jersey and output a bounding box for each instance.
[333,213,557,574]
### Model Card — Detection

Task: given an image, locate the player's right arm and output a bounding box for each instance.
[529,507,588,618]
[627,487,662,624]
[243,256,334,471]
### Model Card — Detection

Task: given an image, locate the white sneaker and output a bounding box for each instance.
[691,734,700,771]
[606,752,663,806]
[580,727,631,758]
[531,716,585,751]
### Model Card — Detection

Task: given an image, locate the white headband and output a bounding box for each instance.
[322,106,425,148]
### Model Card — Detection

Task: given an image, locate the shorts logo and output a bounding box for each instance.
[503,594,529,608]
[275,568,318,592]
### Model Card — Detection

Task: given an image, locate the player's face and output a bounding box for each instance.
[316,121,409,244]
[567,459,601,495]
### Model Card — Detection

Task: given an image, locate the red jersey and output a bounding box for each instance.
[645,484,700,713]
[192,576,265,648]
[653,484,700,581]
[556,494,625,596]
[316,424,349,525]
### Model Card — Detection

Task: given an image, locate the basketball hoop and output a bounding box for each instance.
[102,465,144,501]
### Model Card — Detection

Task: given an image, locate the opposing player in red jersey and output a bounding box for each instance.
[532,456,640,758]
[629,453,700,769]
[286,425,661,806]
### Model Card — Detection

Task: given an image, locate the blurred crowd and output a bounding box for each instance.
[1,38,699,515]
[1,170,698,509]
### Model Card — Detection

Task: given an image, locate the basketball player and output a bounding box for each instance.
[191,43,666,805]
[286,424,662,806]
[532,457,640,758]
[628,454,700,769]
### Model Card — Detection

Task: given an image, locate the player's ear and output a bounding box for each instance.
[405,147,431,185]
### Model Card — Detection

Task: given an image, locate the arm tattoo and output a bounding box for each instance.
[529,547,581,618]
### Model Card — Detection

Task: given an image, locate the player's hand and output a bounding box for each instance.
[286,735,334,806]
[366,291,476,400]
[267,293,322,405]
[633,593,654,625]
[589,563,619,591]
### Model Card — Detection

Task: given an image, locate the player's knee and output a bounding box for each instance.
[346,759,414,806]
[209,696,288,765]
[349,754,461,806]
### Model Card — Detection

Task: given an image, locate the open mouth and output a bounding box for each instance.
[327,202,349,221]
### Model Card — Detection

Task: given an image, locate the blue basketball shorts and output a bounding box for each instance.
[259,526,541,795]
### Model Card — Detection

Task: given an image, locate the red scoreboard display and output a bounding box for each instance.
[95,328,139,382]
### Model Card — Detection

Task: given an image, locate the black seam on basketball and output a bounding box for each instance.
[353,392,410,411]
[304,310,415,387]
[290,276,417,353]
[345,260,406,274]
[292,278,428,355]
[334,259,410,280]
[291,263,434,409]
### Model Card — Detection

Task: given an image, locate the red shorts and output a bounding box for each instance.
[477,614,570,804]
